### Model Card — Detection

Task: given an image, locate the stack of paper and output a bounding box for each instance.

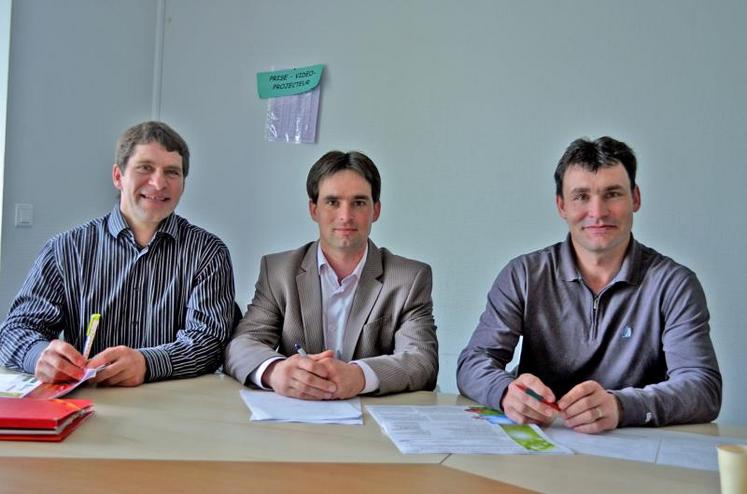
[240,389,362,424]
[0,398,94,442]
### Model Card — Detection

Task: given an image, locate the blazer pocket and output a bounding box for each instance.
[361,315,394,355]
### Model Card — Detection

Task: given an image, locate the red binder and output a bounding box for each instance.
[0,397,94,442]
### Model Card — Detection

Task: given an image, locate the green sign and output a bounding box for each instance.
[257,64,324,99]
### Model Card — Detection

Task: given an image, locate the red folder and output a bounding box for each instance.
[0,398,93,441]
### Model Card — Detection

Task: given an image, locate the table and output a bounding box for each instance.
[1,373,743,493]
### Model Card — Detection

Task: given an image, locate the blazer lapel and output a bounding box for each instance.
[297,242,325,354]
[341,242,383,361]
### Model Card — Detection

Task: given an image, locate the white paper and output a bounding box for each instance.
[367,405,572,455]
[545,424,747,471]
[0,373,39,397]
[239,389,362,425]
[545,426,660,463]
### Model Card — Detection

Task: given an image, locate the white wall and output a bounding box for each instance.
[0,0,157,304]
[2,0,745,425]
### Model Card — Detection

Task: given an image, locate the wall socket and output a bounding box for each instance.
[15,203,33,227]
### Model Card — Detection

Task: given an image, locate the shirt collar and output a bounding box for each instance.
[557,233,642,285]
[106,204,179,242]
[558,234,581,282]
[317,244,369,284]
[613,235,642,285]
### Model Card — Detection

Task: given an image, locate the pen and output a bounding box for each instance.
[515,383,561,411]
[294,343,308,357]
[82,313,101,360]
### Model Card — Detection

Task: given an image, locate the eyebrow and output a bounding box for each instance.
[134,159,182,171]
[322,194,370,201]
[569,184,625,194]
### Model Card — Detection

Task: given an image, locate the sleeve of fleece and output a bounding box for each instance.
[611,271,722,426]
[456,261,525,410]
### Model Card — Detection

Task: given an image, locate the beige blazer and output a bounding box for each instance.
[224,240,438,395]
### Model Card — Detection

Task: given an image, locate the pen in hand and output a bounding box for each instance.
[294,343,308,357]
[82,313,101,360]
[515,383,561,411]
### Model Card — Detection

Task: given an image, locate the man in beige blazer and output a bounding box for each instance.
[225,151,438,399]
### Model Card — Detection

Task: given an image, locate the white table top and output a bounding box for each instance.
[2,371,744,494]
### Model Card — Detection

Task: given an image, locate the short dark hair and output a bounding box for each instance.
[306,151,381,203]
[554,136,636,196]
[115,121,190,177]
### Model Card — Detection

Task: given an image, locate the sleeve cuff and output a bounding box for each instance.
[138,348,173,382]
[22,340,49,374]
[351,360,380,394]
[251,357,285,389]
[610,389,656,427]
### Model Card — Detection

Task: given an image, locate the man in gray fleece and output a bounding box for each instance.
[457,136,721,433]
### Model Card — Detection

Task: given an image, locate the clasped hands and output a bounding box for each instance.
[263,350,365,400]
[501,373,621,433]
[34,339,146,387]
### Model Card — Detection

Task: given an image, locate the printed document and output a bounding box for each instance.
[367,405,572,455]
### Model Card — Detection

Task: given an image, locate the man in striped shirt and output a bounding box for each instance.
[0,121,235,387]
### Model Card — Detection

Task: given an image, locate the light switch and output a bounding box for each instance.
[15,203,33,227]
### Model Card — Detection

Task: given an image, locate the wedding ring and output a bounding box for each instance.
[595,407,603,420]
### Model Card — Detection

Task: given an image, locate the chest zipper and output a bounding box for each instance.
[591,295,600,339]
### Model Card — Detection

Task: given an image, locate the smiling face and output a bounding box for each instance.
[113,141,184,243]
[556,163,641,263]
[309,169,381,259]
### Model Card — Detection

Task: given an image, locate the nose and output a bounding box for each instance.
[588,195,608,219]
[149,169,167,190]
[338,202,354,222]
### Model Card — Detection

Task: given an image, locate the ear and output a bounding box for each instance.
[555,194,567,219]
[308,200,319,223]
[112,164,123,190]
[632,185,641,212]
[372,201,381,223]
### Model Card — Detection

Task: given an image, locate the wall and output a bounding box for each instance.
[2,0,745,425]
[0,0,157,304]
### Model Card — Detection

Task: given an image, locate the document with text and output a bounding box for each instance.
[367,405,572,455]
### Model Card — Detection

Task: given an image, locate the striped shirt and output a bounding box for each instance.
[0,205,235,381]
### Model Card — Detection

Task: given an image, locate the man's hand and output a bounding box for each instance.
[558,380,620,433]
[501,373,559,426]
[88,346,146,387]
[34,339,86,383]
[264,350,337,400]
[313,356,365,400]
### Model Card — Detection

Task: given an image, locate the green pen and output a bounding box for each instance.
[516,383,561,411]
